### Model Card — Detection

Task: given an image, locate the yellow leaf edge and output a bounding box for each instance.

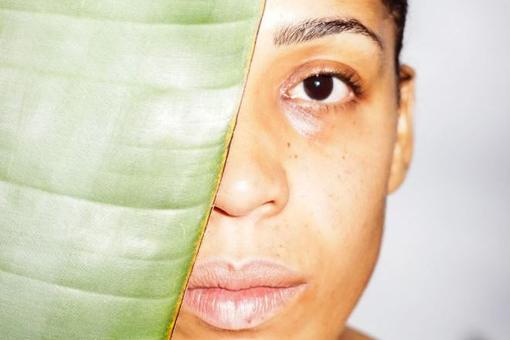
[165,1,267,338]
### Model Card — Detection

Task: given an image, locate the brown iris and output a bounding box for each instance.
[303,75,334,101]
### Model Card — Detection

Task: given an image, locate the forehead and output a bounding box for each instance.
[258,0,396,59]
[262,0,389,31]
[252,0,398,75]
[252,0,396,75]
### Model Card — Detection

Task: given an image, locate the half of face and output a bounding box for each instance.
[174,0,415,339]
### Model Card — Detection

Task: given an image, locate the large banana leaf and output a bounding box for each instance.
[0,1,263,338]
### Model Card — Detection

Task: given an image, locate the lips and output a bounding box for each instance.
[182,259,307,331]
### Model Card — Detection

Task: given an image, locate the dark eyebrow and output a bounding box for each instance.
[273,17,384,51]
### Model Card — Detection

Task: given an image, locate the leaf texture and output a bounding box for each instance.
[0,1,263,339]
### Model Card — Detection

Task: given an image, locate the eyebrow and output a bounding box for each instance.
[273,17,384,51]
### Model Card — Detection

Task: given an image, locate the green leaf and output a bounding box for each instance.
[0,1,263,339]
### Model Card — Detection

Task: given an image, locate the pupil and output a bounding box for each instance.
[303,75,333,101]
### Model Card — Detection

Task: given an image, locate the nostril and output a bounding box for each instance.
[214,191,287,220]
[212,205,231,217]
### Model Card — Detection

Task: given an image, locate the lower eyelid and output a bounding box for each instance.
[283,92,357,116]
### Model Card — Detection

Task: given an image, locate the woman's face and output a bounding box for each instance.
[174,0,414,339]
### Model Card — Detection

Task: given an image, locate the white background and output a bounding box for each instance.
[350,1,510,339]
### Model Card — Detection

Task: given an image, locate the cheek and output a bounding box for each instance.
[289,141,389,245]
[285,139,389,317]
[294,166,385,271]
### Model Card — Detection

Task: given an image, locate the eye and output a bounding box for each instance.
[288,74,351,104]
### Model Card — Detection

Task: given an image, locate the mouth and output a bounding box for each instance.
[182,259,307,331]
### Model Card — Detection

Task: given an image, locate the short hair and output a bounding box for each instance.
[382,0,408,67]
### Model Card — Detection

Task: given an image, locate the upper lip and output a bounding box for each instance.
[187,259,306,291]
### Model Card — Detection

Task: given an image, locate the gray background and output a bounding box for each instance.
[350,1,510,339]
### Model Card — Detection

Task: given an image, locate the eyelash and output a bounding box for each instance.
[328,70,363,98]
[281,63,365,112]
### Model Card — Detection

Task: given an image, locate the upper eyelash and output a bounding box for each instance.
[337,74,363,97]
[279,61,366,113]
[284,68,364,101]
[283,71,363,114]
[312,71,363,98]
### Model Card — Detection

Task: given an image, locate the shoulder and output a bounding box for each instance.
[339,327,375,340]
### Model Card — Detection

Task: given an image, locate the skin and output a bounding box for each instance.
[174,0,415,339]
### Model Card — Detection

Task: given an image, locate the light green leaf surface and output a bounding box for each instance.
[0,1,263,339]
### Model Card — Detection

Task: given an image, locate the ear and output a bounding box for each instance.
[387,64,416,194]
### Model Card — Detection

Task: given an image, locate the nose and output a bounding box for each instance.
[213,112,289,220]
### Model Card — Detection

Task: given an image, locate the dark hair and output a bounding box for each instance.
[382,0,408,67]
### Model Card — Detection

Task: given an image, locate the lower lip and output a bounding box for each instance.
[183,285,306,331]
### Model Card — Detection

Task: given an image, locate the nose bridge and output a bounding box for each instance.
[213,107,289,219]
